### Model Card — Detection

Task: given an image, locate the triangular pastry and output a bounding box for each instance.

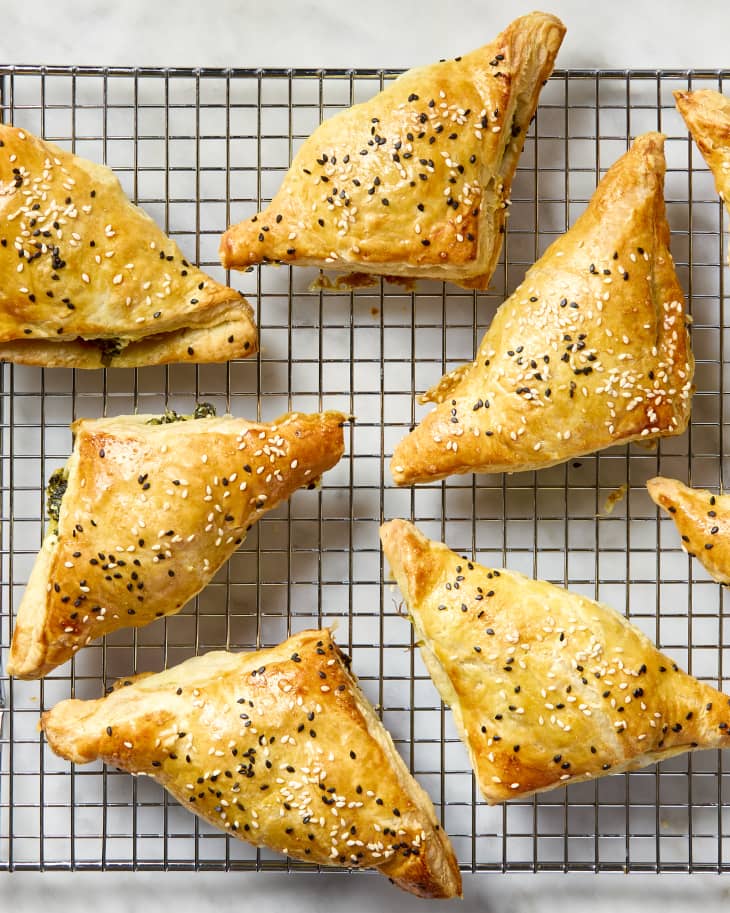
[0,124,257,367]
[647,477,730,584]
[391,133,693,484]
[675,89,730,260]
[220,13,565,291]
[8,407,346,679]
[381,519,730,803]
[41,628,462,899]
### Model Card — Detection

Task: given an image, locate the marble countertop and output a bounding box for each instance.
[2,0,729,69]
[2,0,730,909]
[5,870,730,912]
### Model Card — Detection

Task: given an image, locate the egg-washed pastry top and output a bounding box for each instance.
[8,407,346,679]
[381,519,730,804]
[0,124,257,367]
[391,133,693,484]
[221,12,565,291]
[41,628,462,899]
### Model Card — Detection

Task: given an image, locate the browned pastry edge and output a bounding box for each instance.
[0,310,257,368]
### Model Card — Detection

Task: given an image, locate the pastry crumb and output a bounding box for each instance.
[383,275,416,292]
[309,272,378,291]
[603,483,628,514]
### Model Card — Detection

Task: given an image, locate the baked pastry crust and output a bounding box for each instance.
[220,12,565,291]
[381,519,730,804]
[0,124,257,367]
[391,133,693,484]
[647,477,730,584]
[41,628,462,899]
[675,89,730,248]
[8,409,345,679]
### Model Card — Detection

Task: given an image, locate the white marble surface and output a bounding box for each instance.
[2,0,730,909]
[0,0,728,69]
[2,871,730,912]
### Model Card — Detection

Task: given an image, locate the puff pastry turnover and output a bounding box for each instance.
[391,133,693,484]
[220,12,565,291]
[381,519,730,803]
[8,408,345,679]
[647,477,730,584]
[41,628,462,899]
[675,89,730,259]
[0,125,257,367]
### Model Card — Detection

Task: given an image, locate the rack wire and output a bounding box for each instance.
[0,65,729,874]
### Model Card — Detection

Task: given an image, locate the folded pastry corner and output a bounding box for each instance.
[674,89,730,211]
[380,519,730,804]
[391,132,693,484]
[221,12,565,291]
[0,124,257,367]
[8,407,346,679]
[41,628,462,899]
[647,476,730,584]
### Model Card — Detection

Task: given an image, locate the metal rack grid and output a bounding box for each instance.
[0,65,729,874]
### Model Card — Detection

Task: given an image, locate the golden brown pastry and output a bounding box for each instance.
[647,477,730,584]
[381,519,730,804]
[674,89,730,258]
[0,124,257,367]
[220,13,565,291]
[41,628,462,899]
[8,407,346,679]
[391,133,693,485]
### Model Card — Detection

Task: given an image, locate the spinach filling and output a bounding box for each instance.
[46,469,68,535]
[146,402,217,425]
[94,337,125,367]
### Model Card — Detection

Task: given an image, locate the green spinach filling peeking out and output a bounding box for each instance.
[96,337,124,367]
[46,469,68,535]
[146,402,217,425]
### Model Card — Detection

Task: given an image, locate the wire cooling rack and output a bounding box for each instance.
[0,65,729,874]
